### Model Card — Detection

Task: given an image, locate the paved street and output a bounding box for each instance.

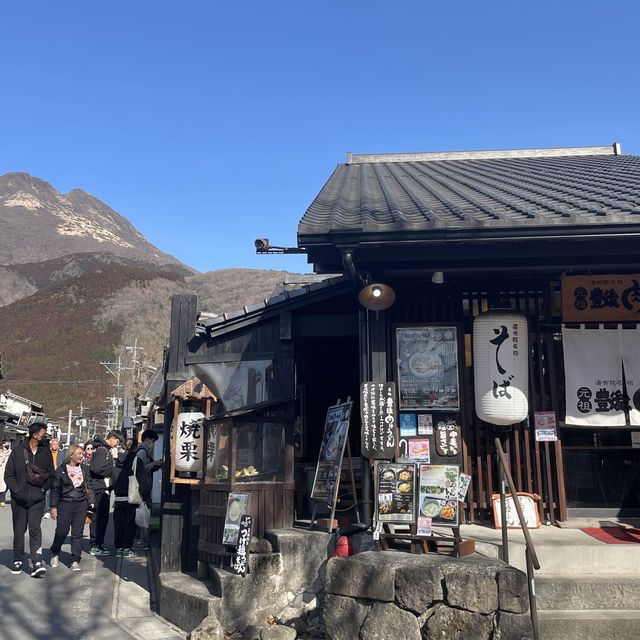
[0,498,186,640]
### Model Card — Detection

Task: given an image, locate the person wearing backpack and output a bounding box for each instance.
[3,421,55,577]
[49,443,96,571]
[112,441,150,557]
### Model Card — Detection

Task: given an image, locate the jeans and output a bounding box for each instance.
[113,502,137,549]
[89,490,110,547]
[50,499,88,563]
[11,498,45,564]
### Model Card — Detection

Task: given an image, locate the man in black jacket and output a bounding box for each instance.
[89,430,122,555]
[4,421,55,577]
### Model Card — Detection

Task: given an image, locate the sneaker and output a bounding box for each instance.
[70,562,81,572]
[121,548,132,557]
[31,562,46,578]
[134,540,149,550]
[11,561,22,574]
[115,548,124,557]
[0,501,6,507]
[50,555,59,568]
[90,546,111,556]
[43,512,51,519]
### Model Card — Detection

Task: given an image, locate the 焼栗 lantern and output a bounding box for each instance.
[473,312,529,425]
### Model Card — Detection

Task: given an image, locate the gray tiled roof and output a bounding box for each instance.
[298,147,640,240]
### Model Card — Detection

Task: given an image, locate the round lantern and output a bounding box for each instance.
[473,312,529,425]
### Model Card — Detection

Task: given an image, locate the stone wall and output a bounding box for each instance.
[323,551,533,640]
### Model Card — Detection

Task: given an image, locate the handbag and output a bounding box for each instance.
[23,449,49,488]
[128,456,143,504]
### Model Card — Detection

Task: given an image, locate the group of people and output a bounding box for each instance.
[2,422,162,577]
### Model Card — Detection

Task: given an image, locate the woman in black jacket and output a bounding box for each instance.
[49,443,96,571]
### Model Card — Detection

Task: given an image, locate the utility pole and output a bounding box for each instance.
[100,355,131,430]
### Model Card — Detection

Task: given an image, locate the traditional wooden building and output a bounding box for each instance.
[161,143,640,572]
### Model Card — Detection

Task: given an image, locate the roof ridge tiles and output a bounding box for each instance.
[347,144,618,164]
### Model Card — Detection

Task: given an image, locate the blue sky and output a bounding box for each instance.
[1,1,639,273]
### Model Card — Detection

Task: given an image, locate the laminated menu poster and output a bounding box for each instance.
[376,463,416,523]
[418,464,459,526]
[311,401,352,505]
[222,493,250,546]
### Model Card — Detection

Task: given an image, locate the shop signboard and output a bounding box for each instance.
[174,411,205,472]
[222,492,249,546]
[231,515,252,576]
[396,326,460,411]
[311,401,352,504]
[376,462,416,523]
[417,464,459,526]
[360,383,397,459]
[562,274,640,322]
[492,493,541,529]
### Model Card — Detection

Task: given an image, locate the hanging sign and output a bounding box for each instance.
[534,411,558,442]
[396,326,460,411]
[231,515,252,576]
[174,411,205,472]
[222,493,249,546]
[562,326,626,426]
[376,462,416,523]
[311,401,352,504]
[361,383,396,459]
[435,416,461,457]
[562,274,640,322]
[473,312,529,426]
[418,464,459,526]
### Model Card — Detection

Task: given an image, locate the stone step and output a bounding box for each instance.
[535,574,640,610]
[537,609,640,640]
[505,542,640,575]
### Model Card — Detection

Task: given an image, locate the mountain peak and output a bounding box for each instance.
[0,171,192,271]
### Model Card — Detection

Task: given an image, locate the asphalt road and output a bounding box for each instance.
[0,497,185,640]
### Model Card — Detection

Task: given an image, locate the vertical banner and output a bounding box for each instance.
[174,412,205,471]
[620,327,640,425]
[232,515,252,576]
[360,383,396,459]
[562,327,625,426]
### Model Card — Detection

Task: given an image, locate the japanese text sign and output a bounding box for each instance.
[174,411,204,472]
[562,274,640,322]
[232,515,252,576]
[361,383,397,459]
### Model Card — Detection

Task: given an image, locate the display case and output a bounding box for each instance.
[199,408,295,565]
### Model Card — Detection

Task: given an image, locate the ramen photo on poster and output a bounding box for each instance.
[396,326,460,411]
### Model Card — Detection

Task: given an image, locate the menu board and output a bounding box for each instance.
[361,383,397,459]
[222,493,249,546]
[311,401,352,505]
[417,464,460,527]
[376,463,416,523]
[396,326,460,411]
[534,411,558,442]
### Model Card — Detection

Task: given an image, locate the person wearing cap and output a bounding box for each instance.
[88,430,122,555]
[4,421,55,577]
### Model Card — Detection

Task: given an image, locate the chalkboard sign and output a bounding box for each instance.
[361,382,397,459]
[232,515,252,576]
[435,416,461,457]
[311,401,352,505]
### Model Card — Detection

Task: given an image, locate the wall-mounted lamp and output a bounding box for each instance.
[431,271,444,285]
[358,283,396,311]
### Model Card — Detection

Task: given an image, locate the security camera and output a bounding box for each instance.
[254,238,270,252]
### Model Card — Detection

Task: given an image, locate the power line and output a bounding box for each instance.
[3,380,102,384]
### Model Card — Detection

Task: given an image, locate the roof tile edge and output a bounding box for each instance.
[347,143,620,164]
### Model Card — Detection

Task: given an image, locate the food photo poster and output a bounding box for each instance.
[376,462,416,523]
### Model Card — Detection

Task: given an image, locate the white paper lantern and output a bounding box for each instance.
[175,411,205,472]
[473,312,529,425]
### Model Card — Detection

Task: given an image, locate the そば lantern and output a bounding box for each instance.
[473,312,529,425]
